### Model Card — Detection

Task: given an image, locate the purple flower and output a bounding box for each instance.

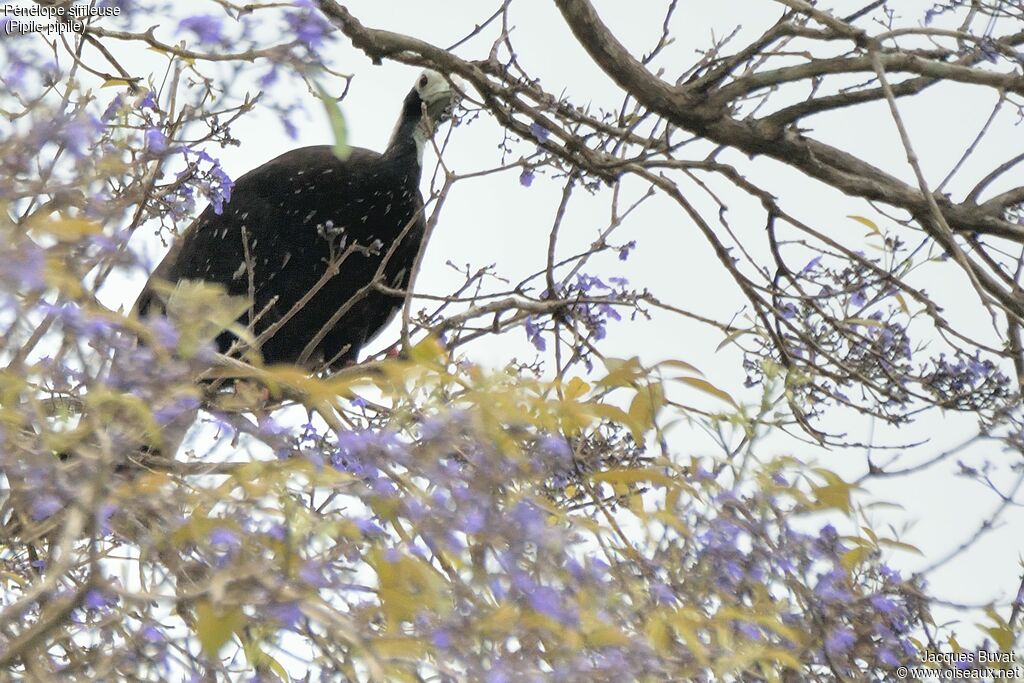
[31,494,62,521]
[178,15,224,44]
[153,395,200,426]
[510,500,544,537]
[207,162,234,214]
[825,626,857,655]
[84,588,118,610]
[879,564,902,583]
[485,668,511,683]
[801,255,822,274]
[618,240,636,261]
[870,594,898,615]
[257,415,288,437]
[538,434,571,461]
[460,507,486,534]
[268,602,303,630]
[576,274,609,292]
[356,518,385,536]
[650,582,676,605]
[145,128,168,154]
[599,303,621,322]
[529,122,550,143]
[299,561,330,587]
[148,317,179,348]
[102,94,125,122]
[814,568,852,603]
[140,624,164,643]
[284,6,332,48]
[209,526,240,548]
[737,621,761,641]
[61,115,102,158]
[138,90,158,111]
[259,67,280,88]
[6,57,28,89]
[528,585,568,621]
[432,628,452,649]
[524,317,546,352]
[519,168,535,187]
[97,502,117,535]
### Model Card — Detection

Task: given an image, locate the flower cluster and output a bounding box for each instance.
[751,248,1014,424]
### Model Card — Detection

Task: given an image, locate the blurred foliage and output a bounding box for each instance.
[4,0,1024,680]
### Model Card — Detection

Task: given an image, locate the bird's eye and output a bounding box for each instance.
[419,75,429,88]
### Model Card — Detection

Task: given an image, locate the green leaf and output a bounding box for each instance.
[313,79,351,161]
[592,466,674,487]
[810,468,856,513]
[629,383,664,431]
[158,279,254,358]
[877,538,924,556]
[240,637,290,681]
[563,376,590,400]
[579,401,646,442]
[195,601,244,658]
[407,335,445,365]
[715,328,752,352]
[657,359,704,376]
[848,214,882,237]
[675,376,737,408]
[844,317,885,328]
[597,356,646,387]
[28,214,102,242]
[841,546,870,571]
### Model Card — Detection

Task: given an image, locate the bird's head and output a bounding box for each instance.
[393,68,457,162]
[413,69,457,126]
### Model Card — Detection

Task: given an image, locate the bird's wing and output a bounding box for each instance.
[133,145,381,318]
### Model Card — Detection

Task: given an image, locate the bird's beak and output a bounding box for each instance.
[426,91,456,124]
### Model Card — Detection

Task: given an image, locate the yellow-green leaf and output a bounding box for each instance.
[844,317,885,328]
[877,538,924,556]
[657,359,704,375]
[28,214,102,241]
[194,601,244,658]
[841,546,870,571]
[675,376,737,408]
[564,376,590,401]
[629,383,664,431]
[597,356,646,387]
[848,214,881,236]
[716,328,752,352]
[313,79,351,161]
[592,466,674,487]
[408,335,445,365]
[578,401,645,441]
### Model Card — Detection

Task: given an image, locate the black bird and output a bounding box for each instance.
[136,69,455,371]
[6,72,456,539]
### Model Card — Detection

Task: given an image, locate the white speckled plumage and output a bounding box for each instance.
[136,69,455,371]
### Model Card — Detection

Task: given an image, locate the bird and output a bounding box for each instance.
[2,70,457,544]
[135,68,456,372]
